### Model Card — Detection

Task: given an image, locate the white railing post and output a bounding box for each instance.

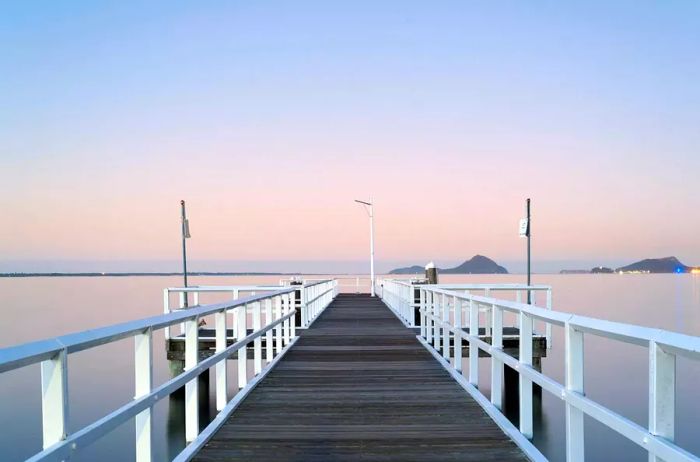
[184,316,199,442]
[301,286,308,327]
[546,289,553,348]
[469,298,479,386]
[178,292,186,336]
[283,294,290,345]
[454,296,462,372]
[519,311,533,439]
[491,304,503,410]
[426,291,433,344]
[420,289,426,338]
[565,322,584,461]
[290,292,297,338]
[265,298,274,363]
[41,349,68,449]
[649,341,675,462]
[215,309,228,411]
[134,328,153,462]
[484,288,492,337]
[237,305,247,389]
[442,293,450,360]
[163,289,171,340]
[434,294,441,351]
[274,296,282,354]
[253,302,262,375]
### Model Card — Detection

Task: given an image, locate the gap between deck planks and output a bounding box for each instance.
[192,294,528,462]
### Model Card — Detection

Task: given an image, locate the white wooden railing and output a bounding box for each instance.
[0,280,337,462]
[379,279,700,462]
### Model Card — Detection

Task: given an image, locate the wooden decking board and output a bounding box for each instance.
[192,294,527,461]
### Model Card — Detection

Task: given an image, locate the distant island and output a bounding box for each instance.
[389,255,508,275]
[560,257,699,274]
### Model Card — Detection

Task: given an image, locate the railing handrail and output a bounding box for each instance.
[382,279,551,291]
[166,285,289,293]
[0,287,294,374]
[423,287,700,360]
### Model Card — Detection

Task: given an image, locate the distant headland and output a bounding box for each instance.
[389,255,508,275]
[561,256,700,274]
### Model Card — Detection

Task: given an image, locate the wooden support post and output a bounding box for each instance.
[237,305,247,389]
[41,350,68,449]
[274,296,283,354]
[469,298,479,387]
[565,322,584,461]
[215,310,227,411]
[453,296,462,372]
[265,298,274,363]
[135,329,153,462]
[649,341,675,462]
[491,305,503,410]
[519,312,533,439]
[253,302,262,375]
[184,317,199,442]
[442,293,450,360]
[433,294,441,352]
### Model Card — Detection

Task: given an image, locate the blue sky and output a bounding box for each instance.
[1,1,699,273]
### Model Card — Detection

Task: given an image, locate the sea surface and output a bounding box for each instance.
[1,274,699,461]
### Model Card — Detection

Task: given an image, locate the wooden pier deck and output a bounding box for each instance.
[193,294,527,461]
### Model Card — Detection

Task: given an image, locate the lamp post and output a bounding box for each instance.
[180,200,191,307]
[354,199,375,296]
[518,198,532,303]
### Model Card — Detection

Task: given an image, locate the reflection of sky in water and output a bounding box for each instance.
[1,274,699,461]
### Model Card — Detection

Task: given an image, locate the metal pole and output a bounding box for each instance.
[369,202,375,297]
[181,200,189,307]
[526,198,531,304]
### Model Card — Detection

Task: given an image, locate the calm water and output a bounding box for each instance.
[1,274,699,461]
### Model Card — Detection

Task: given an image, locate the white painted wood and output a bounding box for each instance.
[649,341,675,462]
[274,296,283,354]
[290,292,296,338]
[469,298,479,386]
[184,317,199,442]
[237,305,247,389]
[41,350,68,449]
[253,302,262,375]
[454,296,462,372]
[519,312,533,439]
[265,298,273,363]
[426,291,433,343]
[565,323,584,461]
[442,293,450,360]
[134,329,153,462]
[215,310,227,411]
[420,290,426,338]
[491,305,503,410]
[434,294,441,351]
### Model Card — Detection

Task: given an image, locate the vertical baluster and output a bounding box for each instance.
[231,290,239,339]
[454,296,462,372]
[433,294,441,351]
[469,298,479,386]
[426,291,433,343]
[290,291,297,338]
[283,293,290,345]
[179,292,186,336]
[275,296,283,354]
[442,293,450,360]
[649,341,675,462]
[134,328,152,462]
[565,322,584,461]
[253,302,262,375]
[301,286,308,327]
[420,290,426,338]
[519,311,533,439]
[163,289,171,340]
[215,309,227,411]
[546,289,553,349]
[41,349,68,449]
[265,298,274,363]
[184,317,199,442]
[491,304,503,410]
[484,288,492,337]
[237,305,247,389]
[193,291,199,306]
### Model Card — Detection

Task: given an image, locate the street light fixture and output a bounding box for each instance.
[354,199,375,296]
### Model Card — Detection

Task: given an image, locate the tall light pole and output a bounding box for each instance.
[181,200,191,307]
[354,199,375,296]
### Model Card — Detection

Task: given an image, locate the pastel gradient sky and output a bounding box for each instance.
[1,1,699,273]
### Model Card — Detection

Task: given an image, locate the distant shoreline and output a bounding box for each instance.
[0,272,306,278]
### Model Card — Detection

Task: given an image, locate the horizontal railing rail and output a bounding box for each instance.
[0,280,338,462]
[380,281,700,462]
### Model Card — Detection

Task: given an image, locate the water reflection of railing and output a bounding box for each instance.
[380,278,700,462]
[0,280,337,462]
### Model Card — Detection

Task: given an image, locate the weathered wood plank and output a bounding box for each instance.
[193,294,527,461]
